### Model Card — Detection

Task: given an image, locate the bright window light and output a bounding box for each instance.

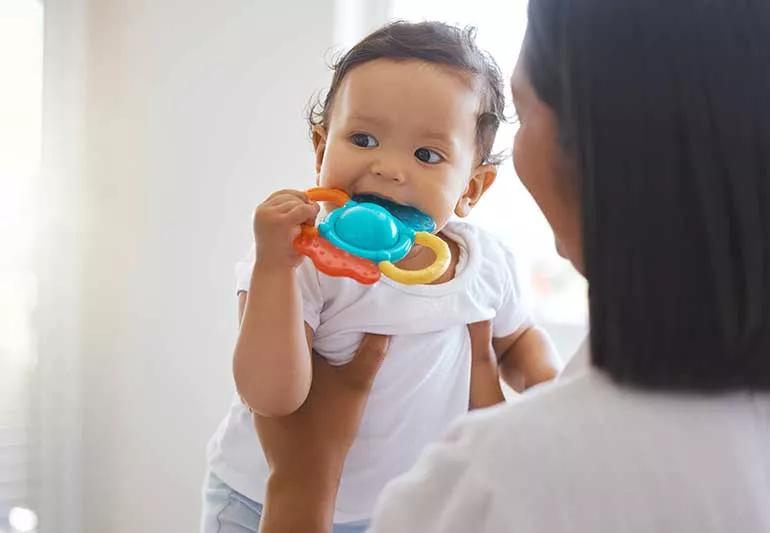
[0,0,43,368]
[8,506,38,532]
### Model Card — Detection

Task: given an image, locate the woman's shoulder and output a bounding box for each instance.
[446,371,770,530]
[372,371,770,532]
[455,370,615,451]
[371,373,611,532]
[459,369,768,461]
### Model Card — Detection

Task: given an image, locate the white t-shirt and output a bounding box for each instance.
[369,363,770,533]
[206,221,531,523]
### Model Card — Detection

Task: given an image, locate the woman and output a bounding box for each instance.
[255,0,770,531]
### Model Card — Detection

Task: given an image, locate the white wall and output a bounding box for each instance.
[79,2,336,531]
[38,1,86,531]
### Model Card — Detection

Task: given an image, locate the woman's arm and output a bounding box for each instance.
[255,333,391,533]
[256,322,499,532]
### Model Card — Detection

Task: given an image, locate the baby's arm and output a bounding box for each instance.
[234,268,314,417]
[232,189,319,417]
[493,325,561,392]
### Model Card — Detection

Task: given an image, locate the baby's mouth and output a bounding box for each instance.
[352,191,408,208]
[351,193,436,233]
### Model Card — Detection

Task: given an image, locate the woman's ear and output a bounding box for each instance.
[312,125,328,178]
[455,164,497,217]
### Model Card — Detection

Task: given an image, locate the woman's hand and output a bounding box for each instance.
[255,333,390,533]
[468,320,506,409]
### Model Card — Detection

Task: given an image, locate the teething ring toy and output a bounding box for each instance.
[304,187,351,207]
[293,187,450,285]
[377,232,451,285]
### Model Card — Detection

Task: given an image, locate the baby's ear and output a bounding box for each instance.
[312,126,328,177]
[455,164,497,217]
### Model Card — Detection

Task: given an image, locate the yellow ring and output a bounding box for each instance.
[378,232,451,285]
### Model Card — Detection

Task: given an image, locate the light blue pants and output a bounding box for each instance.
[200,472,370,533]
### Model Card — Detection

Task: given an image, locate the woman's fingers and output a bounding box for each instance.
[467,320,496,364]
[342,333,390,391]
[467,321,505,409]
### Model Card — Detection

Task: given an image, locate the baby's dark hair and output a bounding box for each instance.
[308,21,506,165]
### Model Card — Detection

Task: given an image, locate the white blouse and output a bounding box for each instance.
[368,345,770,533]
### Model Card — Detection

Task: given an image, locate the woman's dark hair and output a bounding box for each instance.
[309,21,506,164]
[525,0,770,390]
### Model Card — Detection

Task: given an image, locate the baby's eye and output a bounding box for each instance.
[351,133,379,148]
[415,147,443,164]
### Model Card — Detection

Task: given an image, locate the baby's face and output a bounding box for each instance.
[314,59,486,230]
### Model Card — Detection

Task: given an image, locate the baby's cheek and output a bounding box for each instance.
[319,148,366,191]
[427,201,456,230]
[318,165,350,192]
[317,173,337,189]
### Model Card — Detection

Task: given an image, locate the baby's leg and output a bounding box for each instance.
[334,520,370,533]
[200,472,370,532]
[200,472,262,533]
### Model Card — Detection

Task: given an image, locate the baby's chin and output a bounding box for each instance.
[430,215,452,234]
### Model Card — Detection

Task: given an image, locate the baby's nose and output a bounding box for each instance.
[371,158,407,184]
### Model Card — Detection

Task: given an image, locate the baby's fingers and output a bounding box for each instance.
[264,189,309,203]
[263,194,310,214]
[284,202,320,225]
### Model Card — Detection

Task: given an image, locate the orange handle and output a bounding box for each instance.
[305,187,350,207]
[294,226,381,285]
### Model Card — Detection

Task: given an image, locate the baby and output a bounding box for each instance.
[203,21,560,533]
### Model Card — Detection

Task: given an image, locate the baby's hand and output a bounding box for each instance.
[253,189,320,269]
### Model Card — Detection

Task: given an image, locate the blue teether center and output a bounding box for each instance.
[335,203,399,251]
[319,200,417,263]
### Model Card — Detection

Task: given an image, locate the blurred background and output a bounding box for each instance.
[0,1,586,531]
